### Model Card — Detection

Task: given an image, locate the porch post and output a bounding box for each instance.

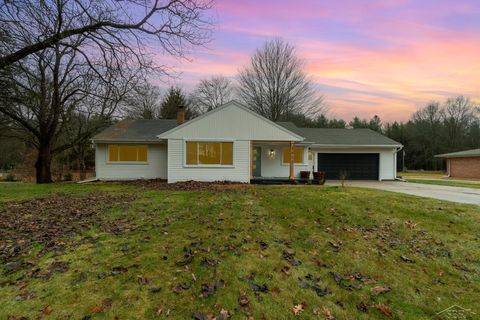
[250,141,253,179]
[289,141,294,180]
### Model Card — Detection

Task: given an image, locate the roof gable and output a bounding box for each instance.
[158,101,304,141]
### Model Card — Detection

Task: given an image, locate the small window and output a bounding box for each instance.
[108,145,147,162]
[186,141,233,166]
[282,147,305,164]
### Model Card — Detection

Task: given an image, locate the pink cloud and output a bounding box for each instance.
[149,0,480,122]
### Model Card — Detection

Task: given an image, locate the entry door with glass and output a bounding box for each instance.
[252,146,262,177]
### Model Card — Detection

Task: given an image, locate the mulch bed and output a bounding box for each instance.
[0,192,135,262]
[115,179,249,192]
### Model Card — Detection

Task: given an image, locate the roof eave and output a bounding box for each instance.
[92,138,166,144]
[435,154,480,158]
[309,144,403,148]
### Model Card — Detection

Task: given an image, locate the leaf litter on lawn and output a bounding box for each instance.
[0,192,136,264]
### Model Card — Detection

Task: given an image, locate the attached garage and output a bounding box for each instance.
[318,153,379,180]
[275,125,402,181]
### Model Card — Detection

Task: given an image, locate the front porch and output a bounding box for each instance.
[250,141,313,183]
[250,177,311,185]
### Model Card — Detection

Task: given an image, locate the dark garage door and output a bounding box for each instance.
[318,153,379,180]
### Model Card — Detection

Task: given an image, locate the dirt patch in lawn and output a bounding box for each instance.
[0,192,135,263]
[114,179,249,192]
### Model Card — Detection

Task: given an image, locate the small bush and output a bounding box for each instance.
[4,173,16,182]
[63,172,73,181]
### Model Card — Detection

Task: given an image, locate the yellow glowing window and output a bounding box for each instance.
[186,141,233,165]
[221,142,233,165]
[108,145,147,162]
[282,147,304,164]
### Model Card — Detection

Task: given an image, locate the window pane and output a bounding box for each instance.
[221,142,233,165]
[137,146,147,162]
[282,147,290,164]
[186,141,198,165]
[198,142,221,164]
[119,145,139,161]
[294,147,304,163]
[283,147,304,164]
[108,145,119,161]
[109,145,147,162]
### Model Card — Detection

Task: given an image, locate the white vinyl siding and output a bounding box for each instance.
[167,139,250,183]
[259,145,312,178]
[160,102,303,141]
[95,143,167,180]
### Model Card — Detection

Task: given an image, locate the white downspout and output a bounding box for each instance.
[394,146,404,181]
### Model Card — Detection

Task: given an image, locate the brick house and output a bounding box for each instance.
[436,149,480,179]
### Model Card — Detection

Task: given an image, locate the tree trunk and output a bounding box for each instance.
[35,144,53,183]
[79,160,87,180]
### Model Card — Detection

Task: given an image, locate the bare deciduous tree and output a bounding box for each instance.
[191,75,234,114]
[123,83,163,119]
[443,96,478,149]
[0,0,214,69]
[0,0,214,183]
[238,38,324,121]
[0,44,137,183]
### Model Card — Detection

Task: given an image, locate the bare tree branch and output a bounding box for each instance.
[190,75,234,114]
[0,0,214,69]
[238,38,325,121]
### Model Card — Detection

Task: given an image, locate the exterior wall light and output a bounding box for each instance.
[267,148,276,159]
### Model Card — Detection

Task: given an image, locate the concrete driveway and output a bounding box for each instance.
[326,180,480,205]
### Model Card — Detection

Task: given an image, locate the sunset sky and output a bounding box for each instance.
[161,0,480,122]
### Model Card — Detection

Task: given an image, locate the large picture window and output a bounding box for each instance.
[108,145,147,162]
[186,141,233,166]
[282,146,305,164]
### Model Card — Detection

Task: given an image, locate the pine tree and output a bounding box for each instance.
[159,87,195,119]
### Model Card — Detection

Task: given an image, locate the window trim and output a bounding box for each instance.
[281,146,307,166]
[183,139,235,168]
[106,144,149,165]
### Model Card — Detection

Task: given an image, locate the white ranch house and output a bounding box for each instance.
[93,101,402,183]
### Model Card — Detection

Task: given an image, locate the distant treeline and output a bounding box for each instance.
[288,96,480,171]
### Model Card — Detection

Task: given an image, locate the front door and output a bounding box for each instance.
[252,146,262,177]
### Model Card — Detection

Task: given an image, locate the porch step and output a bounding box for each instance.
[250,178,310,185]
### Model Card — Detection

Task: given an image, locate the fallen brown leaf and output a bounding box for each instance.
[42,304,52,315]
[89,305,103,314]
[374,303,393,318]
[323,307,335,320]
[292,303,306,316]
[370,286,391,295]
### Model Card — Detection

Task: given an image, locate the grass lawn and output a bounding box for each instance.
[1,182,479,319]
[397,170,447,179]
[406,179,480,189]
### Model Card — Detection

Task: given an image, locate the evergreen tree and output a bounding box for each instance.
[159,87,195,120]
[328,119,346,128]
[349,116,369,128]
[368,115,382,132]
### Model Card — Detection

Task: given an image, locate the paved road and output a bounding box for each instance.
[326,180,480,205]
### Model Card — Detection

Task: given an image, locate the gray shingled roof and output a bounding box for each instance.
[92,119,177,142]
[93,118,401,146]
[435,149,480,158]
[277,122,402,146]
